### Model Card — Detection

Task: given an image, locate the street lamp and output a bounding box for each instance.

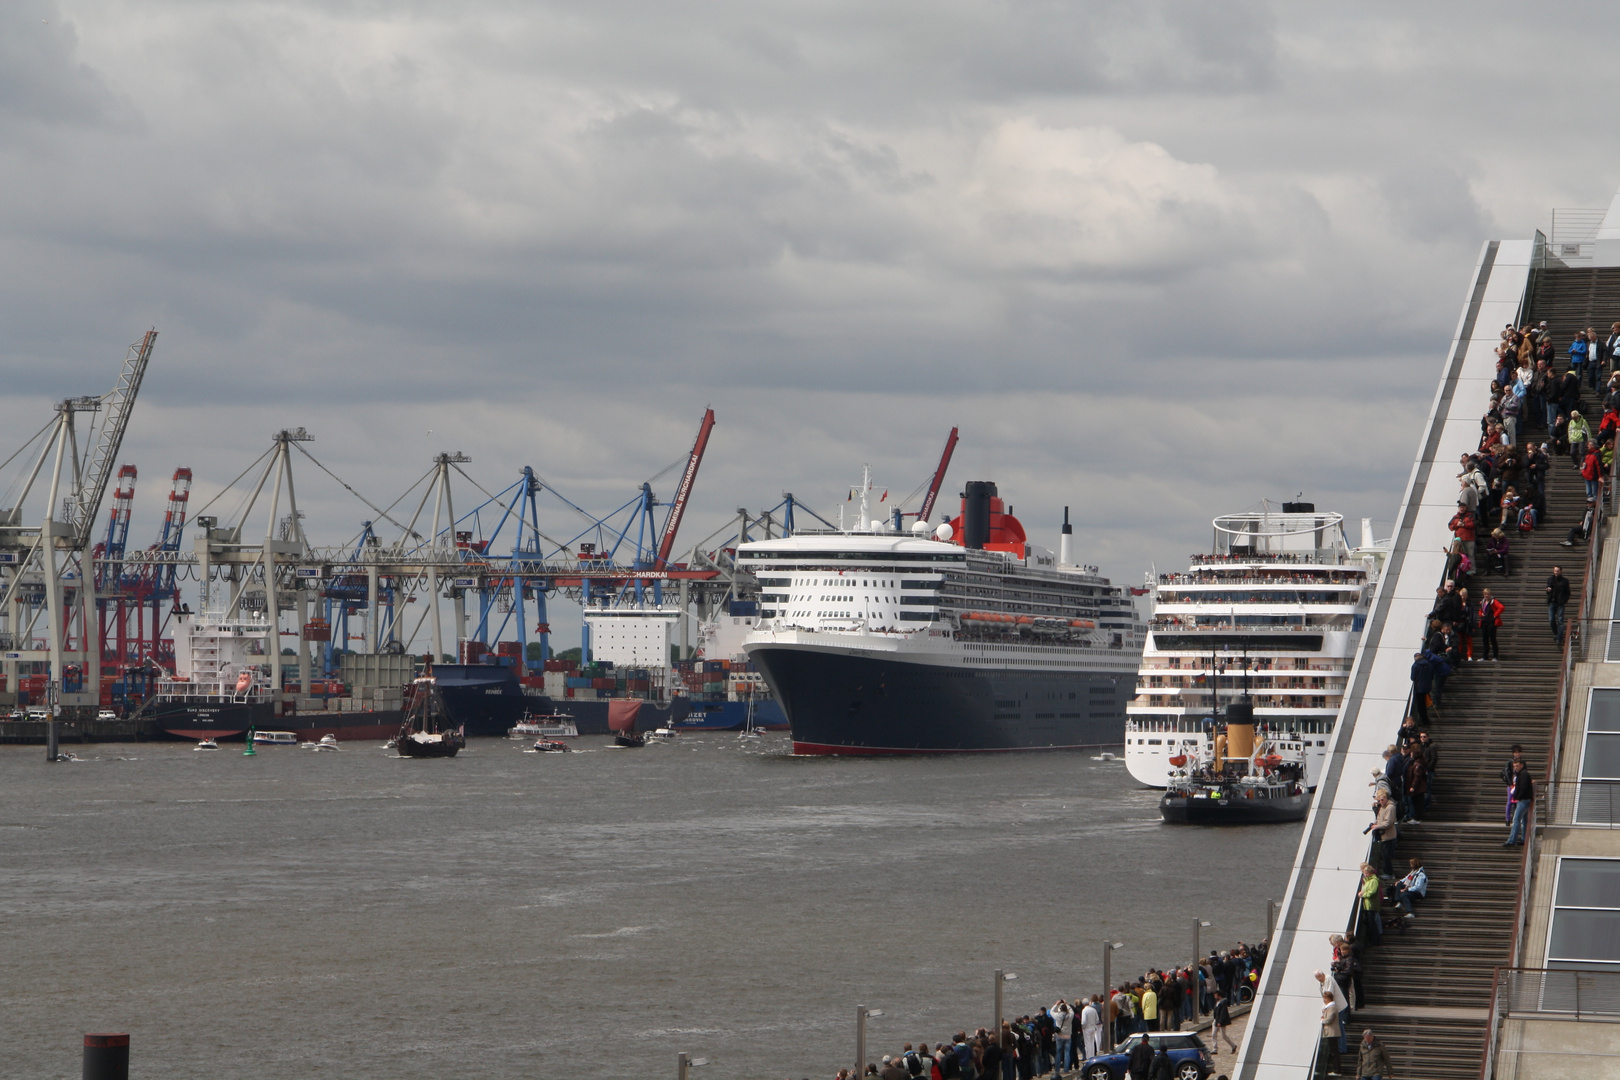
[675,1053,709,1080]
[994,970,1019,1032]
[1192,920,1212,1019]
[856,1005,884,1076]
[1102,941,1124,1053]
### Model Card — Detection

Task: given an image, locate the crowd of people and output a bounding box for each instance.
[834,943,1265,1080]
[1321,319,1618,1076]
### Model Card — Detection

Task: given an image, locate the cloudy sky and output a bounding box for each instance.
[5,1,1620,644]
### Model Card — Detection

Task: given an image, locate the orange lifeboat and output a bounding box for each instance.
[1168,754,1188,768]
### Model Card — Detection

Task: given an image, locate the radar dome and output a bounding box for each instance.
[934,522,954,542]
[910,520,930,535]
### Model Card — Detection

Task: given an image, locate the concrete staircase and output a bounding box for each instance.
[1333,269,1611,1079]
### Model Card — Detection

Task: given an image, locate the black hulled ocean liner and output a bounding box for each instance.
[739,480,1144,754]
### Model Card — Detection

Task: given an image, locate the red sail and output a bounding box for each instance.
[608,700,642,732]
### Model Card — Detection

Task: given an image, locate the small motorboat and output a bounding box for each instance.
[383,738,397,750]
[613,732,646,748]
[303,734,340,751]
[531,739,572,753]
[646,727,677,742]
[194,739,219,751]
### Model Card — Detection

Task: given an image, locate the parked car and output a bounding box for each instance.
[1080,1031,1213,1080]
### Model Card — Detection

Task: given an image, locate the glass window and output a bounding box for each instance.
[1580,690,1620,824]
[1547,858,1620,972]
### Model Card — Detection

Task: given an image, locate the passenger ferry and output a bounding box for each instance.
[1124,503,1387,789]
[740,475,1145,754]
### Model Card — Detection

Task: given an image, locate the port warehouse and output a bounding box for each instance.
[1238,203,1620,1078]
[0,382,798,720]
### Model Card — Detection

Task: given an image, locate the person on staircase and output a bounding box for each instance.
[1560,499,1596,549]
[1477,588,1504,661]
[1505,761,1535,847]
[1408,652,1433,725]
[1582,442,1605,502]
[1355,1029,1394,1080]
[1395,858,1428,920]
[1483,528,1512,576]
[1546,566,1571,642]
[1568,409,1592,470]
[1570,331,1591,388]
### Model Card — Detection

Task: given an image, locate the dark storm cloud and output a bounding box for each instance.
[3,0,1619,603]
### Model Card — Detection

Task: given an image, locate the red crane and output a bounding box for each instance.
[917,426,959,524]
[654,407,715,568]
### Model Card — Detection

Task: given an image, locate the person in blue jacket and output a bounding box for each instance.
[1409,652,1433,724]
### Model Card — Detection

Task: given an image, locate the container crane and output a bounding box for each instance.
[916,426,958,526]
[654,407,715,569]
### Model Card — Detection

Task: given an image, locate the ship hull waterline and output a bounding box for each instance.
[749,643,1136,755]
[1158,792,1310,825]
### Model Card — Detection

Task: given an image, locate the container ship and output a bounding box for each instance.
[427,631,786,737]
[1123,502,1387,789]
[738,480,1145,754]
[147,612,404,741]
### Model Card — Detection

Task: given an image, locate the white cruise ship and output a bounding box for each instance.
[1124,503,1387,789]
[739,479,1146,754]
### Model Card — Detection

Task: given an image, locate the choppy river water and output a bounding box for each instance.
[0,735,1301,1079]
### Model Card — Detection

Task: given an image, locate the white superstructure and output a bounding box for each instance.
[1124,503,1387,789]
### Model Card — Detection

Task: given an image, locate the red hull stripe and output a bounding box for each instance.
[169,730,246,740]
[791,740,1099,756]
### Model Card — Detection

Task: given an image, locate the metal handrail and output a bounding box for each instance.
[1539,780,1620,827]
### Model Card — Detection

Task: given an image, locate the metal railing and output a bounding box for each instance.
[1544,209,1609,266]
[1540,780,1620,828]
[1495,967,1620,1021]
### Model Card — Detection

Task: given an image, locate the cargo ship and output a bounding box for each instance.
[739,480,1145,754]
[146,612,403,741]
[1123,503,1386,789]
[428,662,785,736]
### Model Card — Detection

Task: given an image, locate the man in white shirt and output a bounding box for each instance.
[1080,996,1103,1061]
[1316,968,1349,1059]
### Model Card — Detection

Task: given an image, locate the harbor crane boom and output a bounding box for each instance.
[72,330,157,549]
[917,426,959,524]
[654,407,715,568]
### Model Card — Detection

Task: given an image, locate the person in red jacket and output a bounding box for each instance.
[1449,502,1477,564]
[1477,588,1504,662]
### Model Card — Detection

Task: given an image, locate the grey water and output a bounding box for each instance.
[0,736,1300,1079]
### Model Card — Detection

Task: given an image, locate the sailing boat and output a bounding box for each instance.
[396,674,466,758]
[609,700,645,748]
[737,696,763,739]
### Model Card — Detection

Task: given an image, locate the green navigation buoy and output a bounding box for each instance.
[244,726,257,756]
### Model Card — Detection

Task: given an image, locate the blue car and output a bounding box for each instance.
[1080,1031,1214,1080]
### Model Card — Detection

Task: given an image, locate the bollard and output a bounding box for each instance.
[83,1033,129,1080]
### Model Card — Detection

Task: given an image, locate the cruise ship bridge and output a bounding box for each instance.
[1238,217,1620,1079]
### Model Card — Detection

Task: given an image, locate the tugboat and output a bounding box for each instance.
[396,674,466,759]
[1159,701,1310,825]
